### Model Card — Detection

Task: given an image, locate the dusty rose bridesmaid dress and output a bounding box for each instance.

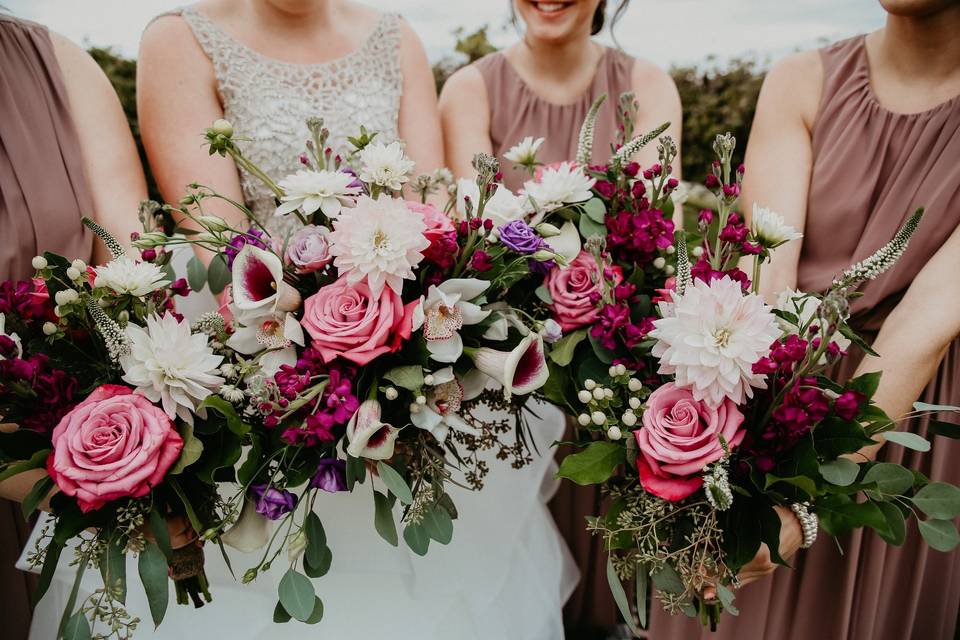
[0,14,94,640]
[475,48,635,638]
[650,35,960,640]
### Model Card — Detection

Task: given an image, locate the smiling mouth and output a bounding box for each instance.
[530,1,574,15]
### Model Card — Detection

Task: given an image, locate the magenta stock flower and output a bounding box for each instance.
[470,250,493,273]
[605,206,674,266]
[834,390,864,421]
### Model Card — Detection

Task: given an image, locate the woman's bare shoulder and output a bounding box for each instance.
[758,50,823,128]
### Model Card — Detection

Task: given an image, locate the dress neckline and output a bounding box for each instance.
[855,35,960,118]
[182,5,389,71]
[498,46,612,108]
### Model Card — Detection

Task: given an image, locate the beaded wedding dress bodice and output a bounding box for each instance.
[177,6,402,238]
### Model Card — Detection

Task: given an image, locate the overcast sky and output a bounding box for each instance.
[7,0,885,67]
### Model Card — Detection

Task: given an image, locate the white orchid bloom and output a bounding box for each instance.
[346,400,400,460]
[231,245,301,314]
[411,278,490,363]
[455,179,528,232]
[227,306,305,377]
[221,498,271,552]
[465,333,549,399]
[410,367,474,443]
[0,314,22,360]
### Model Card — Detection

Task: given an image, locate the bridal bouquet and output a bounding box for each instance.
[131,118,562,626]
[508,100,960,631]
[0,221,246,638]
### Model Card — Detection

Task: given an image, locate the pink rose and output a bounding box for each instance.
[46,384,183,512]
[545,250,604,332]
[301,275,417,365]
[634,382,745,501]
[286,225,333,273]
[406,201,454,238]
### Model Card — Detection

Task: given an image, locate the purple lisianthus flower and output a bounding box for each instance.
[286,225,332,273]
[310,458,347,493]
[250,484,297,520]
[498,220,543,255]
[225,228,269,268]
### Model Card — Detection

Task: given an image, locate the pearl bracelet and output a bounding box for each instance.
[790,501,819,549]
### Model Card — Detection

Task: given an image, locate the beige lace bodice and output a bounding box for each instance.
[174,5,402,238]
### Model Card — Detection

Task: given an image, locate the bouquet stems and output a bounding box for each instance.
[170,540,212,607]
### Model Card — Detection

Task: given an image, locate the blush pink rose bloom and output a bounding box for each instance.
[301,275,417,365]
[545,250,605,332]
[46,384,183,512]
[634,382,745,501]
[286,225,333,273]
[406,201,454,241]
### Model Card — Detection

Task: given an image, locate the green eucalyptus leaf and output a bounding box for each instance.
[373,490,398,547]
[421,505,454,545]
[138,543,169,627]
[863,463,915,496]
[346,453,366,490]
[206,253,231,295]
[817,496,886,537]
[148,509,172,560]
[548,329,587,367]
[169,422,204,475]
[587,332,616,364]
[918,519,960,552]
[377,462,413,504]
[583,197,607,223]
[912,482,960,520]
[0,449,51,483]
[651,564,685,594]
[100,538,127,604]
[62,611,91,640]
[403,522,431,556]
[22,475,54,519]
[556,442,625,485]
[186,255,207,293]
[763,474,817,499]
[882,431,931,452]
[819,458,860,487]
[913,402,960,412]
[813,417,874,458]
[273,601,292,623]
[534,284,554,304]
[579,211,607,239]
[607,557,642,636]
[636,566,649,629]
[305,597,324,624]
[303,546,332,579]
[304,513,327,567]
[876,501,906,546]
[278,569,316,622]
[383,365,424,391]
[715,584,739,616]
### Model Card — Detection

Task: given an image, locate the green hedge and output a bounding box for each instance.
[90,28,763,193]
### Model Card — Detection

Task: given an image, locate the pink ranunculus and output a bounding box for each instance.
[46,384,183,512]
[634,382,745,501]
[286,225,333,273]
[301,275,417,366]
[545,250,604,332]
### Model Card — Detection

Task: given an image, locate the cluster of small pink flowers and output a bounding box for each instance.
[0,352,79,433]
[690,257,751,290]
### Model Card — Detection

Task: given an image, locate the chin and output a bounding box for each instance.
[879,0,959,17]
[515,0,599,43]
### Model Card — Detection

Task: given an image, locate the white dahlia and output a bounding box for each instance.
[358,140,415,191]
[751,203,803,248]
[328,195,430,296]
[275,169,361,218]
[650,276,781,407]
[522,162,595,213]
[121,313,225,423]
[94,256,170,297]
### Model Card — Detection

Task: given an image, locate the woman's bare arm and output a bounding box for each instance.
[50,33,147,264]
[438,65,493,179]
[741,51,823,301]
[137,15,248,264]
[631,59,683,174]
[396,19,445,177]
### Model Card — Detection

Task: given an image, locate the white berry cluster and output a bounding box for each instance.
[574,364,648,441]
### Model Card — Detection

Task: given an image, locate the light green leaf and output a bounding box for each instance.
[421,505,454,545]
[715,584,739,616]
[138,543,169,628]
[583,197,607,224]
[403,522,431,556]
[556,442,626,486]
[578,211,607,239]
[607,556,642,636]
[186,255,207,293]
[278,569,316,622]
[377,462,413,504]
[863,463,915,496]
[763,473,817,499]
[170,422,203,475]
[819,458,860,487]
[373,490,398,547]
[383,365,424,391]
[207,254,231,295]
[913,402,960,412]
[534,285,553,304]
[651,564,685,594]
[882,431,931,452]
[918,519,960,552]
[912,482,960,520]
[635,566,649,629]
[548,329,587,367]
[304,513,327,568]
[62,611,91,640]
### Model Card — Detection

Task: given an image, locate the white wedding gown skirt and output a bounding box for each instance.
[21,402,576,639]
